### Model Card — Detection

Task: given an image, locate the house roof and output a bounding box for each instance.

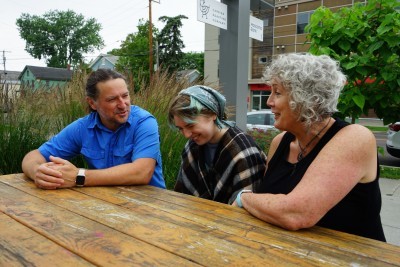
[18,65,73,81]
[177,69,200,80]
[89,54,119,68]
[0,70,21,81]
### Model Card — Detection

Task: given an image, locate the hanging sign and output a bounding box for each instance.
[249,15,263,41]
[197,0,228,30]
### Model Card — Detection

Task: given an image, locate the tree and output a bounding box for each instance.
[110,19,158,89]
[306,0,400,124]
[16,10,104,68]
[180,52,204,77]
[157,15,188,73]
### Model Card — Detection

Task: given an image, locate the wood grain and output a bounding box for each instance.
[0,212,93,267]
[2,174,399,266]
[0,176,200,266]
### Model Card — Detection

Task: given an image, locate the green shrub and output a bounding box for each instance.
[246,128,280,155]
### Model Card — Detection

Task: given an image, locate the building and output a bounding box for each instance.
[18,65,73,91]
[204,0,365,112]
[273,0,365,55]
[177,69,201,84]
[89,54,119,70]
[1,70,21,112]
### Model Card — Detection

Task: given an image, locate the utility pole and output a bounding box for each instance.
[155,40,159,71]
[149,0,153,80]
[1,50,11,112]
[148,0,160,81]
[2,50,10,73]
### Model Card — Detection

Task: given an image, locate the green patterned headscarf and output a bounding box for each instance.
[178,85,235,128]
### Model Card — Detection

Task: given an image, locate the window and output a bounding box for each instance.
[297,11,313,34]
[258,57,268,64]
[263,19,269,27]
[251,90,270,110]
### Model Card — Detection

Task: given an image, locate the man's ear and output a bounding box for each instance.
[87,97,97,111]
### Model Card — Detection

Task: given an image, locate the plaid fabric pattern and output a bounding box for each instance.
[174,126,267,204]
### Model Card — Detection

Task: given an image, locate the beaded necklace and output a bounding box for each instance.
[297,117,331,161]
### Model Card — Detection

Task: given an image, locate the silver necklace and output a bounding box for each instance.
[297,117,331,161]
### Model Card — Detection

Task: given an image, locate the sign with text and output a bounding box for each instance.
[249,15,263,41]
[197,0,227,30]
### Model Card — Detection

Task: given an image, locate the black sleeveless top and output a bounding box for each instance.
[256,118,386,241]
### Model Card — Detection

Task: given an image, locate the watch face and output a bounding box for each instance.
[76,175,85,186]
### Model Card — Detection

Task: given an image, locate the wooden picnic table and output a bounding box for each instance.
[1,173,400,266]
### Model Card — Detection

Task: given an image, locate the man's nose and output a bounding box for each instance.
[117,97,126,107]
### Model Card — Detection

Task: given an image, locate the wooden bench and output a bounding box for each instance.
[1,173,399,266]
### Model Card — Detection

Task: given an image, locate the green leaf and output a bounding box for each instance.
[338,40,351,51]
[331,34,342,45]
[368,41,384,53]
[333,20,345,33]
[382,71,397,81]
[352,94,365,109]
[342,61,358,70]
[355,66,368,76]
[377,25,392,35]
[383,36,400,47]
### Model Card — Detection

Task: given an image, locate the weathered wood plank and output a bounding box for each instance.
[0,179,200,266]
[4,174,400,266]
[2,174,323,266]
[125,182,400,265]
[88,185,400,267]
[0,212,93,267]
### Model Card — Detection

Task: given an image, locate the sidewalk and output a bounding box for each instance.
[380,178,400,246]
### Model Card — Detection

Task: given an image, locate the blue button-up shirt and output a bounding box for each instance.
[39,105,165,188]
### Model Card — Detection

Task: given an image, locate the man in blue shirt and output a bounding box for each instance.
[22,69,165,189]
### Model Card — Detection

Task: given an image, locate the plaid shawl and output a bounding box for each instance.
[174,126,267,204]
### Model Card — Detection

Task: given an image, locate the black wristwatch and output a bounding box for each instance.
[75,169,86,187]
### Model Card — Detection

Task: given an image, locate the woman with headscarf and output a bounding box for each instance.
[168,85,267,204]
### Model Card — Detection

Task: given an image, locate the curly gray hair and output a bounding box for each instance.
[263,53,346,127]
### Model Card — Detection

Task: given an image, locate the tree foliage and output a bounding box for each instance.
[180,52,204,77]
[157,15,188,73]
[306,0,400,124]
[16,10,104,68]
[112,15,201,86]
[110,19,158,88]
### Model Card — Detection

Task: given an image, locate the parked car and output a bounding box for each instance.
[386,122,400,158]
[246,110,276,132]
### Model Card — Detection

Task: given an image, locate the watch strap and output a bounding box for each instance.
[236,189,252,208]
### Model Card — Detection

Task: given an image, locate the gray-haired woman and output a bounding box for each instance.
[168,85,266,204]
[234,53,386,242]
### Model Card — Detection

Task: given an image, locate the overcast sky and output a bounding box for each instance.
[0,0,205,71]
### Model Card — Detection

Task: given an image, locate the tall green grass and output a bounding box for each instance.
[0,70,191,188]
[0,70,282,188]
